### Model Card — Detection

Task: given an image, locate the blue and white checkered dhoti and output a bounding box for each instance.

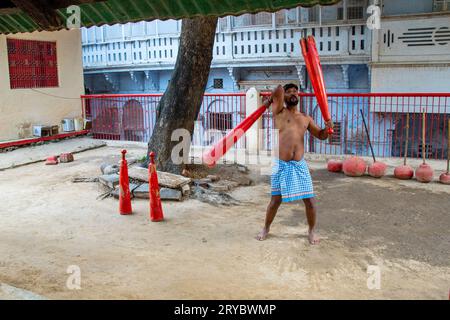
[271,158,315,203]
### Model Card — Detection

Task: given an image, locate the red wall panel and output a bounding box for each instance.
[7,38,59,89]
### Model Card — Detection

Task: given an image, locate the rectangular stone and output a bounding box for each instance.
[160,188,182,201]
[98,174,120,189]
[128,166,191,188]
[207,180,240,192]
[127,166,148,182]
[111,183,138,199]
[131,184,182,201]
[181,184,191,196]
[133,183,150,199]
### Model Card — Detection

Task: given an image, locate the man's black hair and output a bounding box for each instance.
[283,83,299,92]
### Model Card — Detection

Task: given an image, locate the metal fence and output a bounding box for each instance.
[261,92,450,160]
[81,92,450,160]
[81,93,247,148]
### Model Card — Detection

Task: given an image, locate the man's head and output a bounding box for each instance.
[283,83,299,108]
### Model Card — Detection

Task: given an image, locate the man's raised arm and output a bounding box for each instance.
[263,85,284,115]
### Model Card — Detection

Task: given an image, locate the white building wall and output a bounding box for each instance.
[0,29,85,141]
[371,14,450,110]
[372,65,450,93]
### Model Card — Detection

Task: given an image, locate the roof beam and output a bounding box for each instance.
[48,0,109,10]
[10,0,64,30]
[8,0,107,30]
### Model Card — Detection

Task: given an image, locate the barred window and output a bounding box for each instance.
[328,122,342,145]
[418,144,433,158]
[7,39,59,89]
[213,78,224,89]
[338,2,364,20]
[433,0,450,11]
[208,112,233,131]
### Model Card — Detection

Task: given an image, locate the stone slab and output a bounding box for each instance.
[128,166,191,188]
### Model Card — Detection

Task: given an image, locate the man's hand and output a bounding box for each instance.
[318,119,334,140]
[263,96,273,108]
[324,119,334,132]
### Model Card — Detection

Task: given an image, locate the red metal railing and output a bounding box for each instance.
[261,92,450,160]
[81,93,247,148]
[81,92,449,160]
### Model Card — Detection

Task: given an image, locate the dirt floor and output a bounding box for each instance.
[0,139,449,299]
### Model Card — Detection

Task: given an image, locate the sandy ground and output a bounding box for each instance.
[0,139,449,299]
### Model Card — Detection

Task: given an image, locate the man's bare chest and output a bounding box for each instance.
[274,113,308,134]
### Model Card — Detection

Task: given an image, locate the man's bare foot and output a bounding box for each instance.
[256,227,270,241]
[308,229,320,245]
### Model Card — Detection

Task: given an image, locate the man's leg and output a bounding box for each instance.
[256,195,282,241]
[303,197,320,245]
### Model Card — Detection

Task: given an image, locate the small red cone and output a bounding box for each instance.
[119,149,132,215]
[148,152,164,222]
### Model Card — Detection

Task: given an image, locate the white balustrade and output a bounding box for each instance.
[82,23,371,68]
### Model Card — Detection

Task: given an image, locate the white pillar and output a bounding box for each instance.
[245,87,262,154]
[341,64,350,89]
[319,5,322,25]
[343,0,348,21]
[371,22,380,63]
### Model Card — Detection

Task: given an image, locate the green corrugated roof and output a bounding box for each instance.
[0,0,341,34]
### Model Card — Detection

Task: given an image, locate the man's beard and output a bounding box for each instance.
[285,95,299,107]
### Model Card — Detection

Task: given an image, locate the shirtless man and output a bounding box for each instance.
[256,83,333,244]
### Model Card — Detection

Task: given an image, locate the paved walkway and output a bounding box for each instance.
[0,137,106,171]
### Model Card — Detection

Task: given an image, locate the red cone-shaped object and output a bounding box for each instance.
[119,149,132,215]
[149,152,164,222]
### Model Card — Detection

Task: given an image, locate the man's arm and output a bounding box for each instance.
[307,116,334,140]
[265,85,284,115]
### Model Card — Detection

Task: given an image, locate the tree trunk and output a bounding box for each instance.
[146,16,218,174]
